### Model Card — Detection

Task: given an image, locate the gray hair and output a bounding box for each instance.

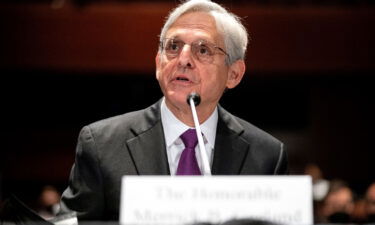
[159,0,249,65]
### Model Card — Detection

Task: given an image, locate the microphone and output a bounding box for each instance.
[187,93,212,176]
[186,92,201,106]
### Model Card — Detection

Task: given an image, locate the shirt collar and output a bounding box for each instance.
[160,97,218,149]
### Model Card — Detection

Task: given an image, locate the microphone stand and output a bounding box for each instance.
[187,93,212,176]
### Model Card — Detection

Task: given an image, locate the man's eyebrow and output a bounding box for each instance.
[167,36,211,43]
[167,35,180,40]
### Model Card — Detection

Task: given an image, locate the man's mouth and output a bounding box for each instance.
[176,77,189,81]
[171,75,196,86]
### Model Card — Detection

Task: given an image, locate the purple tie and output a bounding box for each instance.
[176,129,201,175]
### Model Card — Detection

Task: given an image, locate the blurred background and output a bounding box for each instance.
[0,0,374,222]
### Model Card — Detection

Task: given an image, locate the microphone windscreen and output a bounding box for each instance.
[187,93,201,106]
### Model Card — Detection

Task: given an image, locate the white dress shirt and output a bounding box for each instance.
[160,98,218,175]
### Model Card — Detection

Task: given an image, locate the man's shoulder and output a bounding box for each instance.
[83,100,161,139]
[89,109,143,131]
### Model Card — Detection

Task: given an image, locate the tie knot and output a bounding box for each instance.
[180,129,198,149]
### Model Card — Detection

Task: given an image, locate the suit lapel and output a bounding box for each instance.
[126,100,170,175]
[124,101,250,175]
[211,106,250,175]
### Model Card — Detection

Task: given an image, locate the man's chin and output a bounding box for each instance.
[165,94,192,110]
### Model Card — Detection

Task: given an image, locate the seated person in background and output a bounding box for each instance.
[320,179,354,223]
[304,163,329,202]
[59,0,288,220]
[365,182,375,222]
[36,186,61,220]
[303,163,330,222]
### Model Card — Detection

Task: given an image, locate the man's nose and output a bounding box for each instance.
[178,44,195,68]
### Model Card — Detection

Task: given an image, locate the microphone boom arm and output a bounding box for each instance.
[188,94,212,176]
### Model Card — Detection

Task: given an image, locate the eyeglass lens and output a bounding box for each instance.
[162,38,225,63]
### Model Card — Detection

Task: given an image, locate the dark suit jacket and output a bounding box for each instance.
[60,99,288,220]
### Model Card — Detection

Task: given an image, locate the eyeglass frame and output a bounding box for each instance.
[159,37,229,64]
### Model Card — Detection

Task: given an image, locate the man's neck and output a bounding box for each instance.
[165,99,216,127]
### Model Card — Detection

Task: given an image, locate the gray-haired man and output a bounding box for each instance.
[60,0,288,220]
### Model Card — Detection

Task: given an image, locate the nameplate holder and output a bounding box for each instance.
[120,176,313,225]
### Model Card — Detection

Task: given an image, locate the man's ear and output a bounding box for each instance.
[155,52,161,80]
[226,59,246,89]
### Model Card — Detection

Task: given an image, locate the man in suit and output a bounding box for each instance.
[59,0,288,221]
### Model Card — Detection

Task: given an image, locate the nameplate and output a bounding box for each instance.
[120,176,313,225]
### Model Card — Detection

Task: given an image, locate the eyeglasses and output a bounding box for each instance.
[160,38,229,64]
